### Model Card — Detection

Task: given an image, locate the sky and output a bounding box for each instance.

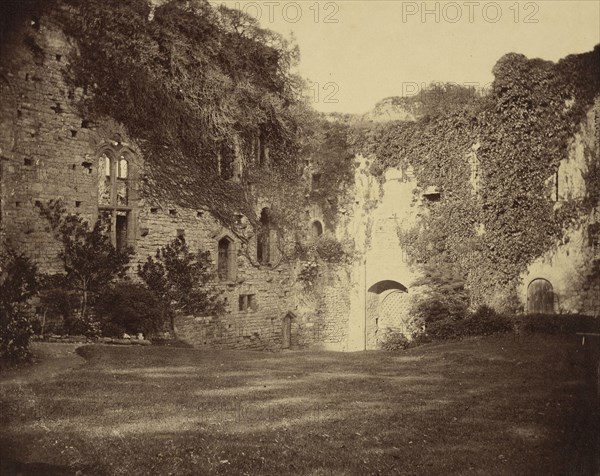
[217,1,600,114]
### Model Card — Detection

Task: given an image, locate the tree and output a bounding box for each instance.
[138,237,225,331]
[40,200,132,322]
[0,245,39,361]
[410,262,470,329]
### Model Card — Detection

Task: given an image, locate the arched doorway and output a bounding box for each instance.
[366,280,410,349]
[527,279,555,314]
[282,312,295,349]
[379,290,411,335]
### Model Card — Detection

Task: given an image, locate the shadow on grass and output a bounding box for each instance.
[1,335,598,475]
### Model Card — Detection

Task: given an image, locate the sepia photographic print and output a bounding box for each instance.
[1,0,599,474]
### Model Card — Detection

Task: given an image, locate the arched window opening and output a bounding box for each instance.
[310,220,323,239]
[104,155,111,177]
[257,208,271,264]
[218,236,235,281]
[97,149,134,251]
[98,153,112,206]
[116,156,129,206]
[118,157,128,179]
[219,142,235,180]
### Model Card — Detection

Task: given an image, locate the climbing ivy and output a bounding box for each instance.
[353,47,600,309]
[36,0,313,228]
[309,120,357,229]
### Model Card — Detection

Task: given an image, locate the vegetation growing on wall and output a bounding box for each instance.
[296,236,352,289]
[1,0,316,229]
[353,47,600,309]
[2,0,356,264]
[309,120,357,229]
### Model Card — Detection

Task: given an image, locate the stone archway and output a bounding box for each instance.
[527,278,555,314]
[366,280,410,349]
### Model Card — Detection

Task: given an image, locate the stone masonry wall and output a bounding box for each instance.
[293,264,352,351]
[0,11,302,351]
[0,17,98,273]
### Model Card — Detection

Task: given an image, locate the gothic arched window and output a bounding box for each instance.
[97,149,134,251]
[218,236,236,281]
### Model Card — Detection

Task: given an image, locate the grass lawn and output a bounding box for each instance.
[1,334,598,475]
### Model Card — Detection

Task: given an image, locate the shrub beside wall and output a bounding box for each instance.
[517,314,600,335]
[0,248,39,362]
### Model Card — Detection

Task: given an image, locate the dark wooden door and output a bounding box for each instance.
[527,279,555,314]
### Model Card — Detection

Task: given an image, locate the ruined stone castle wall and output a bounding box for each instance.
[0,12,303,350]
[519,102,600,316]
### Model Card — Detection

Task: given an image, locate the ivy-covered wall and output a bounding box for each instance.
[0,2,315,350]
[349,47,600,318]
[1,0,597,352]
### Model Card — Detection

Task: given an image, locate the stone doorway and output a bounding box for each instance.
[527,278,555,314]
[380,290,411,335]
[282,312,294,349]
[366,280,409,349]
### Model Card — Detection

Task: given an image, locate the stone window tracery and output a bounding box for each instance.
[97,147,136,251]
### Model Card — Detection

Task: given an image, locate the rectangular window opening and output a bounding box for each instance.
[115,211,129,251]
[239,295,248,312]
[248,294,257,311]
[311,173,322,191]
[238,294,257,312]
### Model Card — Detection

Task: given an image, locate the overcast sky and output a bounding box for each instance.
[218,1,600,114]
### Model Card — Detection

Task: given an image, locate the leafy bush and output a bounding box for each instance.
[40,200,132,323]
[416,305,514,342]
[380,329,411,351]
[37,274,80,335]
[0,247,39,362]
[410,263,469,326]
[413,294,469,325]
[139,238,225,331]
[517,313,600,335]
[95,282,164,337]
[422,318,465,341]
[462,305,515,336]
